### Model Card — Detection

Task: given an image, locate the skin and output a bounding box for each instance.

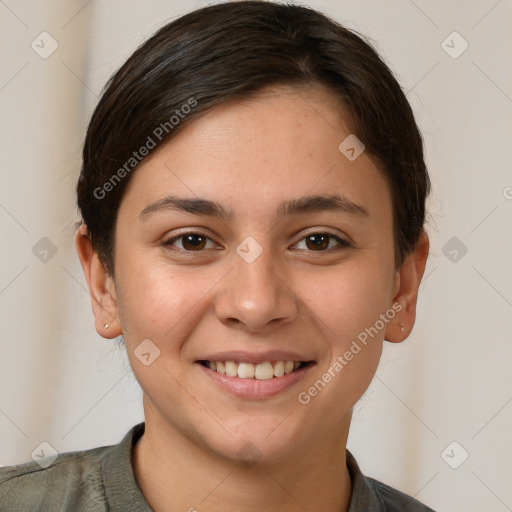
[76,84,429,512]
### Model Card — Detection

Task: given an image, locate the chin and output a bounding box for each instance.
[203,420,303,467]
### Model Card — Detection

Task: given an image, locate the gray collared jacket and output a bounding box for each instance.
[0,423,436,511]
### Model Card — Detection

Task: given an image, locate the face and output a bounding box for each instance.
[102,85,405,463]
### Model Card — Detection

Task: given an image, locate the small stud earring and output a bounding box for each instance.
[105,323,109,329]
[399,322,406,332]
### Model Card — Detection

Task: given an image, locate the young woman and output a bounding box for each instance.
[0,2,434,510]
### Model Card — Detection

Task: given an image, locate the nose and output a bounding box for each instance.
[214,245,299,333]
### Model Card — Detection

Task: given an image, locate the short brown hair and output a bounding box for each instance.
[77,0,430,275]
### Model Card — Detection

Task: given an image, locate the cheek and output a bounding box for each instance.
[115,253,220,348]
[299,261,393,342]
[295,261,392,403]
[114,260,215,399]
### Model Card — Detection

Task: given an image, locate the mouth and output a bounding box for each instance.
[197,360,313,380]
[195,351,316,399]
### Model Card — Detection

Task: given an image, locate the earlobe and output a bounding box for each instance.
[385,230,429,343]
[74,223,122,339]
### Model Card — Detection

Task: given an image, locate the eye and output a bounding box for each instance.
[292,232,352,252]
[163,231,352,253]
[163,232,217,251]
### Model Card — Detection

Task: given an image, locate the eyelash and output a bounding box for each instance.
[162,231,353,253]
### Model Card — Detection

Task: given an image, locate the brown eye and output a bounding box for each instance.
[305,234,330,250]
[293,232,351,252]
[182,234,206,250]
[164,233,215,251]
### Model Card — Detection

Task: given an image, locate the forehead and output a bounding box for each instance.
[119,85,392,225]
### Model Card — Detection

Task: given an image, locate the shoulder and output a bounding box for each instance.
[346,450,436,512]
[367,476,436,512]
[0,443,112,511]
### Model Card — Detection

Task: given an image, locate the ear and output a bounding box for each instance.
[385,230,429,343]
[74,223,122,339]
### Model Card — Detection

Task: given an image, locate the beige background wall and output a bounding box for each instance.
[1,1,511,510]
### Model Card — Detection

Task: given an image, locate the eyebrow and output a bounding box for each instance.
[138,193,369,222]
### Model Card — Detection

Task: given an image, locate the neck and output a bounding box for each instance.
[133,399,353,512]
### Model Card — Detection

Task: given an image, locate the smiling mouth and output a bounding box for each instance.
[198,360,313,380]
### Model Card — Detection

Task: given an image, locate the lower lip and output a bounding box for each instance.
[196,362,314,399]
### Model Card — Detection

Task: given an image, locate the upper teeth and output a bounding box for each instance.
[206,360,301,379]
